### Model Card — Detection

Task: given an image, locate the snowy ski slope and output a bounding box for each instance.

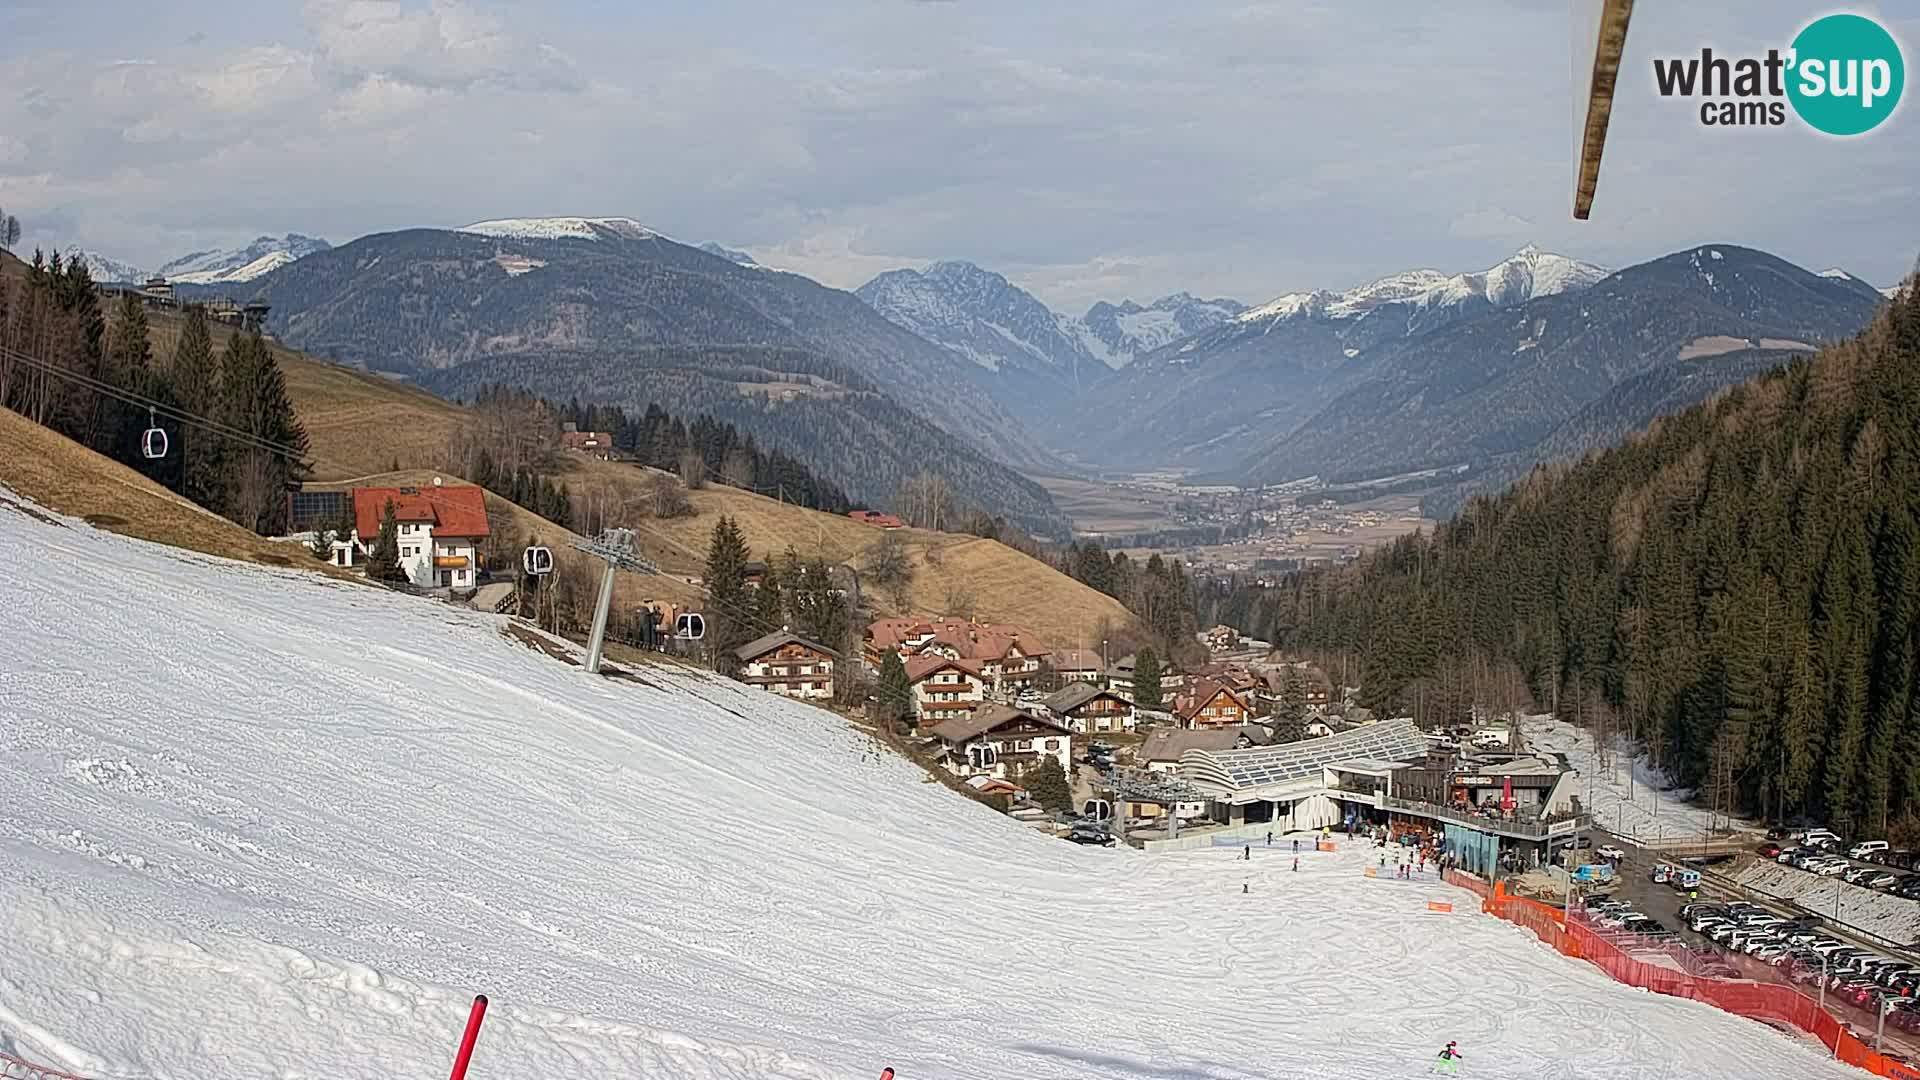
[0,491,1865,1080]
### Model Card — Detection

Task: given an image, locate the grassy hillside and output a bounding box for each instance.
[559,456,1137,648]
[263,342,1135,645]
[0,406,358,578]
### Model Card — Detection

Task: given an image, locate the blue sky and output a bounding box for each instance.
[1,1,1915,309]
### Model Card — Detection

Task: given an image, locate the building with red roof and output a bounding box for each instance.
[847,510,904,529]
[333,481,491,591]
[903,655,989,726]
[863,616,1051,693]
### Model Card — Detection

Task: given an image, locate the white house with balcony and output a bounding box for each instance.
[929,705,1073,784]
[343,482,490,591]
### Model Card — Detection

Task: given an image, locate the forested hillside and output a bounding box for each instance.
[425,347,1072,538]
[1231,283,1920,836]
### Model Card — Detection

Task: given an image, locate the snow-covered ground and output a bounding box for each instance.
[0,494,1864,1080]
[1522,715,1730,844]
[1732,860,1920,946]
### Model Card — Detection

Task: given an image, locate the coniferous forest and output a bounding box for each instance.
[0,250,308,534]
[1223,284,1920,837]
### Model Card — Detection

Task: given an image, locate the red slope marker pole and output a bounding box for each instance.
[449,994,490,1080]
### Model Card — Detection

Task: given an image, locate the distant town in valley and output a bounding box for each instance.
[1037,471,1438,575]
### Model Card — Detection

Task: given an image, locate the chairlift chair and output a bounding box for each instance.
[141,408,168,460]
[522,546,554,576]
[674,612,705,641]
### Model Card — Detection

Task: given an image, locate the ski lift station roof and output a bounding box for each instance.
[1180,718,1429,798]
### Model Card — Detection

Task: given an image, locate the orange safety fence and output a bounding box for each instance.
[1460,884,1920,1080]
[1443,868,1493,899]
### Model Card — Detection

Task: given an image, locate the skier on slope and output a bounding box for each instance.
[1432,1041,1463,1074]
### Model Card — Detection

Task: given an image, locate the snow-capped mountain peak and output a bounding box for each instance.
[1072,291,1247,368]
[1237,246,1608,329]
[459,217,657,242]
[60,247,148,284]
[159,234,332,284]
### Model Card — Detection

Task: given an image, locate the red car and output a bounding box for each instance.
[1759,842,1784,858]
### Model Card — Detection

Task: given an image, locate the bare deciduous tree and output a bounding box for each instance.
[894,470,954,532]
[646,472,693,518]
[679,451,708,490]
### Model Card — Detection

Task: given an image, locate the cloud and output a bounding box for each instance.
[1449,208,1537,241]
[0,0,1913,308]
[303,0,583,92]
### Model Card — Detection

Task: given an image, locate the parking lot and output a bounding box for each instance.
[1584,829,1920,1062]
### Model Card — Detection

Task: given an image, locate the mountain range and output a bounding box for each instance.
[65,234,331,285]
[855,260,1243,435]
[90,210,1894,540]
[1238,244,1885,487]
[229,219,1072,537]
[1047,246,1613,473]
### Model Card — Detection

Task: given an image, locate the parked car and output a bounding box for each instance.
[1849,840,1890,859]
[1597,844,1626,861]
[1865,871,1898,889]
[1767,826,1794,840]
[1843,866,1876,885]
[1803,828,1841,845]
[1758,841,1784,858]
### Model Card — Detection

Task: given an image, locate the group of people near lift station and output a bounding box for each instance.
[1240,824,1455,881]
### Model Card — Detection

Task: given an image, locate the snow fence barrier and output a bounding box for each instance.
[1461,879,1920,1080]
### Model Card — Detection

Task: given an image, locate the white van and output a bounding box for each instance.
[1849,840,1889,859]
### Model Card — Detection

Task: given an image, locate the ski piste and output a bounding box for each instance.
[0,493,1874,1077]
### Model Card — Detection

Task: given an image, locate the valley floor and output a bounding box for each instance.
[0,490,1867,1080]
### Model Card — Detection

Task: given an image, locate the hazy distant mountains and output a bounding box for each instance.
[117,208,1891,539]
[1236,245,1885,487]
[1051,246,1609,472]
[855,260,1243,434]
[64,234,330,285]
[235,220,1072,536]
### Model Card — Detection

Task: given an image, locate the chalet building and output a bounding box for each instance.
[864,617,1051,694]
[848,510,905,529]
[1050,648,1104,685]
[905,655,989,726]
[1177,677,1252,731]
[1104,653,1186,701]
[1255,663,1334,714]
[734,631,838,701]
[339,483,489,591]
[929,705,1073,783]
[1041,683,1135,734]
[1203,624,1241,652]
[560,426,617,460]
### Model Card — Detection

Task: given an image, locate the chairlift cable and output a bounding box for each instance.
[0,343,312,463]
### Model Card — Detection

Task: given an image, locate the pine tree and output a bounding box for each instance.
[704,515,753,664]
[217,330,308,533]
[1024,756,1072,812]
[754,553,786,630]
[1133,647,1162,710]
[365,500,407,583]
[1274,666,1308,742]
[100,290,154,464]
[877,651,913,732]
